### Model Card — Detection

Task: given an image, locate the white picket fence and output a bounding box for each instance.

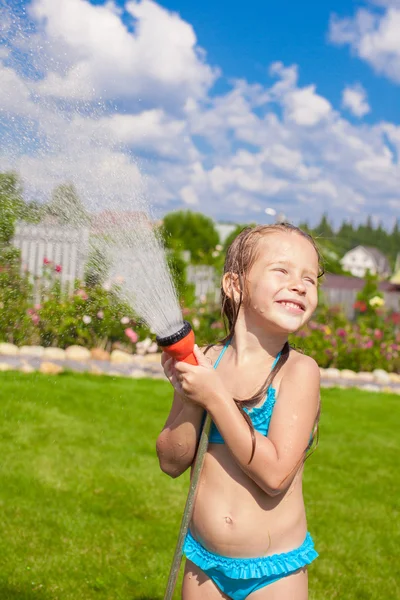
[186,264,220,303]
[13,222,90,294]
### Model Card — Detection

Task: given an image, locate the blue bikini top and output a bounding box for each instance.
[209,343,281,444]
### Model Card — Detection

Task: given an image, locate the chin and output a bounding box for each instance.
[273,317,306,334]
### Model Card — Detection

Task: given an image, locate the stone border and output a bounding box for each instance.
[0,343,399,394]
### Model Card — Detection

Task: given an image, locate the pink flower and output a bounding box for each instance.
[336,328,346,338]
[97,311,104,319]
[365,340,373,349]
[374,329,383,339]
[120,316,130,325]
[34,304,42,311]
[125,328,138,343]
[43,257,51,265]
[55,264,62,273]
[31,314,40,325]
[75,289,88,300]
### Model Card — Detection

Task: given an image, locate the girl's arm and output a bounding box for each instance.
[174,347,320,496]
[156,357,205,479]
[208,354,320,496]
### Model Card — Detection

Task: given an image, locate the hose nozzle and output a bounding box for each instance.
[156,321,197,365]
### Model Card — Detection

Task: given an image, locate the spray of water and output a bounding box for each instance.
[92,212,183,338]
[0,0,184,339]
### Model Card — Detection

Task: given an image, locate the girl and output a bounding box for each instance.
[157,223,322,600]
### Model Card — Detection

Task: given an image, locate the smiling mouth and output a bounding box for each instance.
[276,300,306,312]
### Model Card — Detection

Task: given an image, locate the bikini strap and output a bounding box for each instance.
[213,343,282,371]
[271,351,282,370]
[213,340,230,370]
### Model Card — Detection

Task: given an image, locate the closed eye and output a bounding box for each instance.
[305,277,316,285]
[273,268,287,274]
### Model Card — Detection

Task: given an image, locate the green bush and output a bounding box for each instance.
[0,246,36,345]
[0,255,151,351]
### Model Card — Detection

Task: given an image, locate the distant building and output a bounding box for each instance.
[340,246,391,279]
[321,273,400,318]
[90,210,152,235]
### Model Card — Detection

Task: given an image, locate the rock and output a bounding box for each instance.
[322,368,341,379]
[19,345,44,358]
[360,384,380,393]
[389,373,400,383]
[141,353,161,364]
[20,364,36,374]
[39,362,64,375]
[107,370,123,377]
[0,343,19,356]
[43,347,66,361]
[0,362,13,371]
[89,364,105,376]
[340,369,358,380]
[357,371,374,382]
[373,369,391,384]
[91,348,111,361]
[129,369,147,378]
[110,350,135,365]
[65,345,91,361]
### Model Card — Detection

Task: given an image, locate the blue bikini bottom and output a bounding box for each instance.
[183,529,318,600]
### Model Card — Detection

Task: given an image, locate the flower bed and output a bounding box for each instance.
[1,251,399,373]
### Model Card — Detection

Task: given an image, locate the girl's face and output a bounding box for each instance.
[243,232,319,334]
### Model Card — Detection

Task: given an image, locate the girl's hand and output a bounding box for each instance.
[173,345,228,410]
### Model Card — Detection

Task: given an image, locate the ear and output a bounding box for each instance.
[222,272,241,303]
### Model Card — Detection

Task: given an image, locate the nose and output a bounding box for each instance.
[289,276,306,295]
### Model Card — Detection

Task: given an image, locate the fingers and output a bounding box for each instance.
[161,351,170,368]
[162,355,174,378]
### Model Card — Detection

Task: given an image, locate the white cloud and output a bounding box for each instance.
[284,85,332,126]
[0,0,400,228]
[30,0,218,105]
[342,84,371,117]
[329,5,400,83]
[180,185,198,205]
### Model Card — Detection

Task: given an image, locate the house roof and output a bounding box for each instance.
[90,210,152,233]
[322,273,400,292]
[343,245,390,271]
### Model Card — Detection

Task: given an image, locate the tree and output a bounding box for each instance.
[222,223,254,252]
[0,172,24,244]
[46,183,89,226]
[21,200,46,224]
[161,210,219,264]
[315,213,334,239]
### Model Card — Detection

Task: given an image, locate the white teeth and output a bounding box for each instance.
[280,301,303,310]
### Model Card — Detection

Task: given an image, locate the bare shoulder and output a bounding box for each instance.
[281,348,320,389]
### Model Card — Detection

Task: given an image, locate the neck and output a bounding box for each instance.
[228,313,288,367]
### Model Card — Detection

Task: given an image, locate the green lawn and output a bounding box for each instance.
[0,372,398,600]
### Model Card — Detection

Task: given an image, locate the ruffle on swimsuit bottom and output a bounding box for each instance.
[183,529,318,580]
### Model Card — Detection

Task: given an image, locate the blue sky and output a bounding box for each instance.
[1,0,400,229]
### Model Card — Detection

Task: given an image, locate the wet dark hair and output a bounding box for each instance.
[206,223,324,466]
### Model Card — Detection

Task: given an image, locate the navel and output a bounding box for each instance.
[224,515,233,525]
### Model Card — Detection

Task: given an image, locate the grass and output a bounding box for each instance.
[0,372,399,599]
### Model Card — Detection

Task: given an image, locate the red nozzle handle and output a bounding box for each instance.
[163,328,197,365]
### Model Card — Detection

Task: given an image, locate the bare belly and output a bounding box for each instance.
[190,444,308,558]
